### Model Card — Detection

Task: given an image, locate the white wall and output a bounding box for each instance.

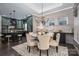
[74,5,79,44]
[74,14,79,44]
[74,6,79,55]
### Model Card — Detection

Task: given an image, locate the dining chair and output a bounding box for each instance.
[42,32,45,35]
[49,33,60,53]
[46,32,54,42]
[26,33,38,53]
[48,32,54,38]
[38,32,42,35]
[37,34,50,56]
[29,32,33,35]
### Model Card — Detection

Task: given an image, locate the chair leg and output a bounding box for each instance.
[8,37,10,45]
[0,37,1,44]
[36,46,39,51]
[19,37,20,41]
[39,50,41,56]
[47,50,49,56]
[20,36,22,40]
[27,46,28,50]
[29,46,30,53]
[56,46,58,53]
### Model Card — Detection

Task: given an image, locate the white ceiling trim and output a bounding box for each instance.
[43,7,73,16]
[25,3,63,13]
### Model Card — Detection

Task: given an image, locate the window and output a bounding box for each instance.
[45,17,68,26]
[58,17,68,25]
[17,20,23,29]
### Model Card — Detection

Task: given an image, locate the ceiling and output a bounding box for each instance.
[25,3,63,13]
[0,3,74,19]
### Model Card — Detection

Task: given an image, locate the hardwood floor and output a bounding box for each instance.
[0,37,26,56]
[60,44,78,56]
[0,38,78,56]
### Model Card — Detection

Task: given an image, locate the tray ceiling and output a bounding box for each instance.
[0,3,74,19]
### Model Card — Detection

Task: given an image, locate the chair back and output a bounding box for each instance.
[56,33,60,44]
[38,32,42,35]
[38,34,50,50]
[26,34,32,45]
[48,32,54,37]
[29,32,33,35]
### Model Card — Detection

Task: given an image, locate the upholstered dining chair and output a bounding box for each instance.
[38,32,42,35]
[48,32,54,41]
[37,34,50,56]
[49,33,60,53]
[49,32,54,37]
[28,31,32,36]
[26,33,38,53]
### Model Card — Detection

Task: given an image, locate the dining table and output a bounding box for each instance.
[30,32,54,42]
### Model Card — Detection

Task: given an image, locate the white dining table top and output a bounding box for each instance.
[31,32,54,37]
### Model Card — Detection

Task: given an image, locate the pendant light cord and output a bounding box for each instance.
[42,3,43,17]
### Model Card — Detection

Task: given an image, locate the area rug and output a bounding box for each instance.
[12,42,68,56]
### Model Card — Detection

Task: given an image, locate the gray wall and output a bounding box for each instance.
[45,8,74,29]
[45,8,74,44]
[33,8,74,44]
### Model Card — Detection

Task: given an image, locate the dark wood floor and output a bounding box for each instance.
[60,44,78,56]
[0,37,78,56]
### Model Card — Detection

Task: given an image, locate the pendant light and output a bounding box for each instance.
[12,10,16,21]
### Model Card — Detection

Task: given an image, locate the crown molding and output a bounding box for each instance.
[36,7,73,16]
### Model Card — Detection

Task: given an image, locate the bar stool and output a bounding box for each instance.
[6,35,11,45]
[18,34,22,41]
[0,34,3,44]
